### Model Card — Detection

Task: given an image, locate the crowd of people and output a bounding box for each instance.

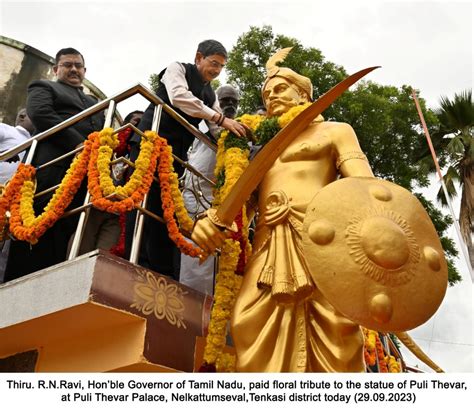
[0,40,248,290]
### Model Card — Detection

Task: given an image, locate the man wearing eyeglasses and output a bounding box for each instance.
[4,47,104,281]
[126,39,246,280]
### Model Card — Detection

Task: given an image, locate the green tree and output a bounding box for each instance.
[226,25,346,115]
[149,73,160,93]
[345,83,437,190]
[225,25,461,284]
[428,90,474,267]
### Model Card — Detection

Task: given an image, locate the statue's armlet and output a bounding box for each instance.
[332,123,373,177]
[336,151,368,170]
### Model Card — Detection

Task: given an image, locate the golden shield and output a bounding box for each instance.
[302,177,448,332]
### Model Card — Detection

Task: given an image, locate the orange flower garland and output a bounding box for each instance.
[87,129,161,213]
[200,129,251,372]
[375,334,389,373]
[0,128,200,255]
[158,140,202,258]
[0,164,36,239]
[363,328,401,372]
[8,138,92,244]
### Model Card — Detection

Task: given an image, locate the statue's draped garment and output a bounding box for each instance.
[231,190,365,372]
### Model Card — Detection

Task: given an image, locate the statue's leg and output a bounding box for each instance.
[231,249,307,372]
[306,286,365,372]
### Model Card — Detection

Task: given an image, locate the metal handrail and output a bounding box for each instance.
[1,82,217,268]
[0,83,216,164]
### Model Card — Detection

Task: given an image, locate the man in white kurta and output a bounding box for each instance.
[0,109,34,282]
[179,85,240,294]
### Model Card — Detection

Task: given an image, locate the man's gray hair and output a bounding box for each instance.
[197,40,227,59]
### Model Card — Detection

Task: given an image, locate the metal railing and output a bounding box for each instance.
[0,83,217,267]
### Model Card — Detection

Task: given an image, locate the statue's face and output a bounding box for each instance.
[263,77,306,116]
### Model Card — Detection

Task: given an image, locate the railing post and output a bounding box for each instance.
[68,100,116,260]
[129,104,163,264]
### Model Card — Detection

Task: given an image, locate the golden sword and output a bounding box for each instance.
[215,66,380,227]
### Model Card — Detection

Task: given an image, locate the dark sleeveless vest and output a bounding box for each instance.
[155,63,215,140]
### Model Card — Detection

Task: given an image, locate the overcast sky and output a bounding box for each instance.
[1,0,472,372]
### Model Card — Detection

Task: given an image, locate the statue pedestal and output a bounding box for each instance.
[0,250,213,372]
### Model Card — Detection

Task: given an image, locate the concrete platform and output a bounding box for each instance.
[0,250,213,372]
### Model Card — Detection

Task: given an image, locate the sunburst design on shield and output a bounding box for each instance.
[345,205,420,286]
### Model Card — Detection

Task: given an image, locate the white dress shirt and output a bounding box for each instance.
[161,62,222,137]
[0,124,31,184]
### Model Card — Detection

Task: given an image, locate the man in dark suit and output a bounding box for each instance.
[4,47,104,281]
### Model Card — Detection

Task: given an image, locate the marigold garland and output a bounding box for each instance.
[7,138,92,244]
[387,355,401,373]
[203,237,241,368]
[201,106,320,372]
[0,127,200,254]
[202,119,261,371]
[363,328,377,367]
[363,328,401,373]
[89,127,199,255]
[168,165,194,234]
[0,164,36,239]
[158,141,202,257]
[88,128,160,213]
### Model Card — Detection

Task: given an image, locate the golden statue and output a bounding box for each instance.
[192,48,447,372]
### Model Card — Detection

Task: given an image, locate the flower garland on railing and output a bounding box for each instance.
[2,136,93,244]
[0,127,202,256]
[167,159,194,234]
[87,128,160,213]
[0,164,36,241]
[158,140,202,257]
[88,127,200,256]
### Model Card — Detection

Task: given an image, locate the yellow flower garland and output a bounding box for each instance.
[202,131,250,372]
[1,127,198,250]
[203,238,241,368]
[202,105,319,372]
[95,128,156,199]
[363,328,402,373]
[91,128,194,233]
[10,140,92,244]
[168,162,194,233]
[239,113,265,131]
[277,102,312,128]
[387,355,401,373]
[18,180,36,228]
